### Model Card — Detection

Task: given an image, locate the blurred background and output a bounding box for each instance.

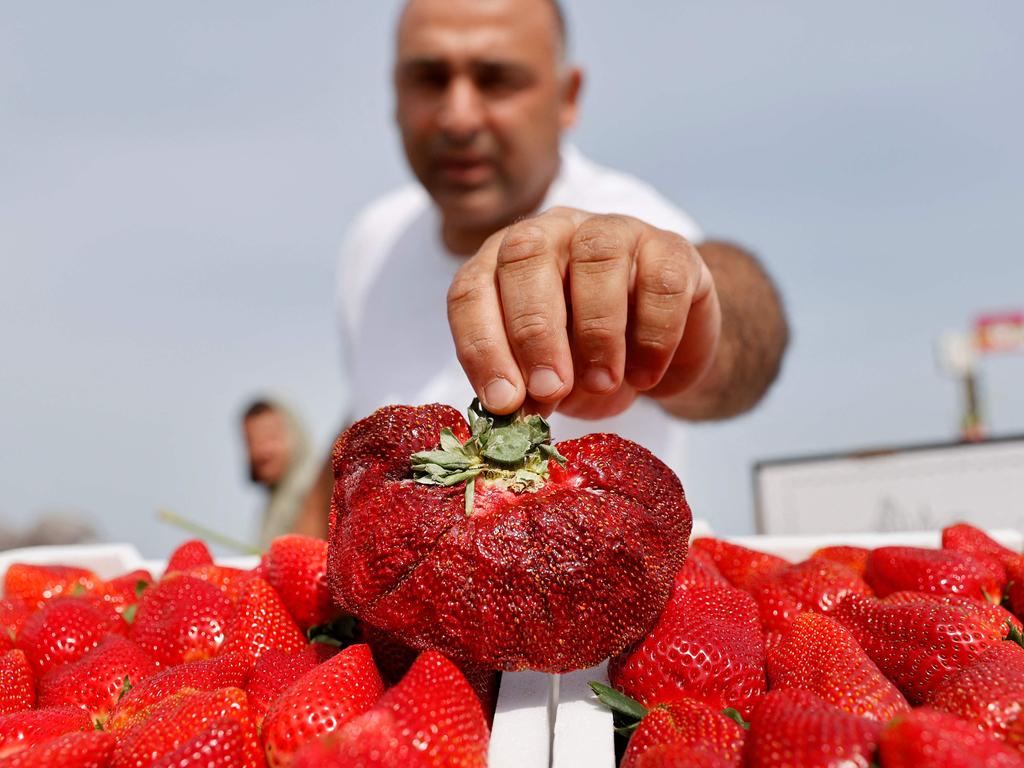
[2,1,1022,556]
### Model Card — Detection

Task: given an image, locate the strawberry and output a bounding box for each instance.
[681,548,730,587]
[879,707,1024,768]
[184,565,259,603]
[766,612,909,721]
[129,575,234,666]
[625,744,735,768]
[834,593,1006,704]
[245,644,337,728]
[608,577,766,718]
[3,565,99,610]
[218,578,306,663]
[0,601,32,641]
[928,642,1024,743]
[111,687,263,768]
[689,538,788,591]
[328,402,692,672]
[0,731,116,768]
[261,643,384,767]
[150,718,245,768]
[292,650,488,768]
[0,651,34,716]
[16,597,126,676]
[263,535,340,631]
[742,689,881,768]
[165,540,215,574]
[620,698,745,768]
[109,652,250,731]
[90,570,153,618]
[0,706,92,758]
[881,590,1023,637]
[809,545,870,577]
[865,546,1005,602]
[942,522,1018,563]
[37,635,157,724]
[1006,556,1024,619]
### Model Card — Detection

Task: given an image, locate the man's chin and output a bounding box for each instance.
[432,186,511,233]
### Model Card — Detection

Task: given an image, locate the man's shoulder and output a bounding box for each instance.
[343,183,431,251]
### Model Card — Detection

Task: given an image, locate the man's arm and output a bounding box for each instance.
[292,450,334,539]
[655,240,788,420]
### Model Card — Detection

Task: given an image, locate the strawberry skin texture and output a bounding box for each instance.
[3,565,99,611]
[880,707,1024,768]
[608,578,766,718]
[245,644,337,728]
[809,545,870,577]
[90,570,153,617]
[1007,556,1024,620]
[218,578,306,663]
[328,404,692,673]
[129,575,234,666]
[766,612,909,721]
[621,698,745,768]
[0,706,92,758]
[261,643,384,768]
[165,540,215,574]
[689,538,789,591]
[0,602,32,642]
[743,689,881,768]
[264,535,340,631]
[184,565,259,603]
[627,743,735,768]
[942,522,1018,563]
[866,546,1005,601]
[150,717,246,768]
[881,590,1023,637]
[16,597,126,676]
[37,635,157,724]
[0,651,35,716]
[0,730,116,768]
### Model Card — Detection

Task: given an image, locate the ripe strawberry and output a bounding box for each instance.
[881,590,1023,637]
[109,652,250,731]
[149,717,245,768]
[129,575,234,666]
[620,698,745,768]
[292,650,487,768]
[0,706,92,758]
[16,597,126,676]
[834,593,1005,704]
[218,578,305,663]
[928,642,1024,743]
[742,689,881,768]
[608,578,766,718]
[111,687,263,768]
[1006,556,1024,620]
[689,538,788,591]
[261,643,384,767]
[942,522,1018,563]
[37,635,157,724]
[0,651,34,716]
[328,402,692,672]
[880,707,1024,768]
[0,730,116,768]
[165,540,215,574]
[681,549,730,588]
[90,570,153,618]
[766,612,909,721]
[0,601,32,641]
[245,644,337,728]
[865,546,1005,602]
[263,535,340,631]
[3,565,99,610]
[185,565,259,603]
[625,744,735,768]
[809,545,870,577]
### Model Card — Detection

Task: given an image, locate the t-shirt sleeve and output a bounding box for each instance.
[592,175,704,244]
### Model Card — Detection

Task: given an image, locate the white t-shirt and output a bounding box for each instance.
[337,145,703,481]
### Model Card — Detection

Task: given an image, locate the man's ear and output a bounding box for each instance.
[560,67,584,130]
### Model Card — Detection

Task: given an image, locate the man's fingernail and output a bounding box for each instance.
[483,377,517,411]
[527,366,564,399]
[582,367,615,393]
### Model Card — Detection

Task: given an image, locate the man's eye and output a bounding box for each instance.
[406,68,449,90]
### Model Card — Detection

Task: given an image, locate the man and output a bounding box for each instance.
[294,0,788,537]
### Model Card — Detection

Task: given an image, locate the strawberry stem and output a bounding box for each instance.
[1007,619,1024,649]
[588,681,648,725]
[722,707,750,730]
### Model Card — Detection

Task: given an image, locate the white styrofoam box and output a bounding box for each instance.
[551,664,615,768]
[489,670,553,768]
[0,543,147,581]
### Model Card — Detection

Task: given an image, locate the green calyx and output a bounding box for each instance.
[410,399,567,515]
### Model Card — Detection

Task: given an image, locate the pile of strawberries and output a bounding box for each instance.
[598,522,1024,768]
[0,535,491,767]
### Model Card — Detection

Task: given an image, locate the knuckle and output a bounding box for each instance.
[507,310,554,349]
[571,225,625,266]
[576,316,619,347]
[457,333,498,366]
[498,223,551,267]
[446,270,488,308]
[634,332,676,359]
[642,259,692,299]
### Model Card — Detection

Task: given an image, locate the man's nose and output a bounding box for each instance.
[438,76,485,142]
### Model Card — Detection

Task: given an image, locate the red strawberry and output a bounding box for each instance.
[621,698,745,768]
[185,565,259,603]
[245,644,337,727]
[328,403,692,672]
[942,522,1018,563]
[16,598,126,676]
[809,545,870,577]
[766,612,909,721]
[881,590,1023,637]
[1007,556,1024,619]
[129,575,234,666]
[928,642,1024,743]
[263,535,340,631]
[292,650,487,768]
[166,540,215,574]
[880,707,1024,768]
[689,538,788,591]
[0,706,92,758]
[0,731,115,768]
[37,635,157,724]
[0,651,34,716]
[626,743,735,768]
[90,570,153,618]
[218,578,305,663]
[111,687,263,768]
[149,717,245,768]
[109,652,250,731]
[742,689,881,768]
[681,549,730,587]
[608,578,766,718]
[865,546,1005,602]
[261,643,384,767]
[3,565,99,610]
[834,593,1005,704]
[0,601,32,641]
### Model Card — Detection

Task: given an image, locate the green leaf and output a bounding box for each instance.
[439,427,466,454]
[71,583,88,598]
[410,450,475,470]
[306,615,358,647]
[134,579,150,599]
[538,443,568,466]
[588,681,648,723]
[123,604,138,625]
[481,425,532,464]
[465,476,475,516]
[722,707,750,730]
[1007,619,1024,649]
[117,675,133,703]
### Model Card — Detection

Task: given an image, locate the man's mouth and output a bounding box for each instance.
[434,155,494,186]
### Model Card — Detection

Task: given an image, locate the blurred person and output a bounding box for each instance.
[294,0,789,536]
[242,399,318,547]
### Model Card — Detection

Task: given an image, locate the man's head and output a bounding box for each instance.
[242,401,294,488]
[394,0,582,253]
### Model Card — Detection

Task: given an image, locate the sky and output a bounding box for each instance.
[2,1,1023,557]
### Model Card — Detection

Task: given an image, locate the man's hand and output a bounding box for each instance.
[447,207,723,419]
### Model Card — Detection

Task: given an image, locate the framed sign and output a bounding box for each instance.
[754,435,1024,535]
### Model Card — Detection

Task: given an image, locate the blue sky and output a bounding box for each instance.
[2,1,1022,555]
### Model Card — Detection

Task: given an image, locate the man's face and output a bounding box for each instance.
[243,410,293,488]
[394,0,580,238]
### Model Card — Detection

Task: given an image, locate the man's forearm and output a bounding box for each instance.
[658,240,789,420]
[292,454,333,539]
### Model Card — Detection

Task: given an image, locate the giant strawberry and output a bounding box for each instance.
[327,402,692,672]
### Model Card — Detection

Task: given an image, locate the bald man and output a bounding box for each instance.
[294,0,789,537]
